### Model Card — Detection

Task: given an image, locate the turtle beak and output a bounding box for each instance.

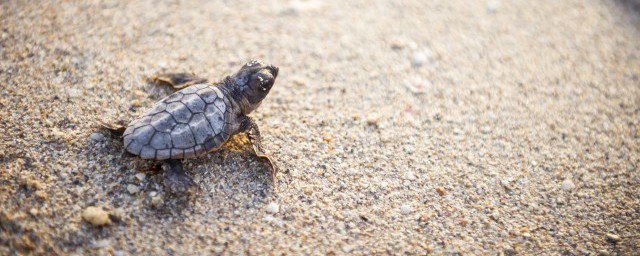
[268,65,279,78]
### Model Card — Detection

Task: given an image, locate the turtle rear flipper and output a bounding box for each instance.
[162,159,198,195]
[96,119,128,137]
[152,73,208,90]
[96,119,137,157]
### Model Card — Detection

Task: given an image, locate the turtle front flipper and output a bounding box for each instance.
[239,116,277,181]
[152,72,208,90]
[162,159,198,195]
[251,139,277,182]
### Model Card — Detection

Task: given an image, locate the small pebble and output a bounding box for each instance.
[90,239,110,248]
[135,173,146,181]
[89,133,105,142]
[127,184,140,194]
[263,215,284,227]
[151,196,164,206]
[390,39,406,50]
[412,49,434,67]
[404,171,416,181]
[342,245,354,253]
[130,100,143,108]
[82,207,111,226]
[412,52,427,67]
[401,205,413,214]
[67,88,81,97]
[605,233,621,243]
[404,76,431,94]
[366,114,380,126]
[113,251,124,256]
[561,179,575,190]
[501,180,512,190]
[20,176,43,190]
[487,1,499,13]
[34,190,48,200]
[266,202,280,213]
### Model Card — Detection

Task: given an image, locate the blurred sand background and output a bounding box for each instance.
[1,0,639,255]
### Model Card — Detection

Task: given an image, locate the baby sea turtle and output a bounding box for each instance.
[122,60,279,194]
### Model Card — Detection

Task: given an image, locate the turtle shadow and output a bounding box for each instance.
[188,135,275,195]
[146,137,275,218]
[613,0,640,30]
[149,162,273,220]
[91,127,275,218]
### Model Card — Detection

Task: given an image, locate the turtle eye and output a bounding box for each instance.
[235,74,248,86]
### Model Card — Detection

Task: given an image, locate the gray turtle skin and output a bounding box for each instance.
[122,60,279,194]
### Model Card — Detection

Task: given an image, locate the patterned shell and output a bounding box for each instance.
[123,84,231,160]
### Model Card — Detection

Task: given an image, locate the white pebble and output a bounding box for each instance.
[151,196,163,206]
[113,251,124,256]
[135,173,146,181]
[263,215,284,227]
[89,133,105,142]
[266,202,280,213]
[342,245,354,253]
[67,88,81,97]
[404,171,416,181]
[412,52,427,67]
[412,49,434,67]
[90,239,110,248]
[606,233,621,242]
[487,1,499,13]
[401,205,413,214]
[561,179,575,190]
[127,184,140,194]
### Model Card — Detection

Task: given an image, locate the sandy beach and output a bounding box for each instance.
[1,0,639,254]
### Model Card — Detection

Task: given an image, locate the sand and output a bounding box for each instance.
[1,0,639,255]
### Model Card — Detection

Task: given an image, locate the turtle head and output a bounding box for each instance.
[230,59,279,114]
